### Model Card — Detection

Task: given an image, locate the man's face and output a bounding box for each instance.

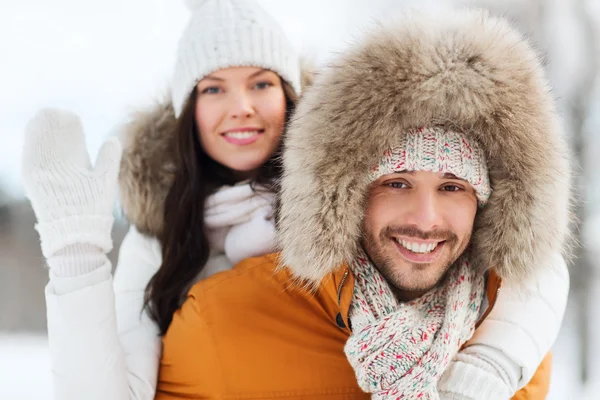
[361,170,478,301]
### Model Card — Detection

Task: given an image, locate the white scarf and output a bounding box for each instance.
[198,182,276,280]
[345,249,485,399]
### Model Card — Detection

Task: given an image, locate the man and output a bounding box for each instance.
[157,9,571,400]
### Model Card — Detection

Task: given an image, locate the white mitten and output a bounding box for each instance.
[438,347,513,400]
[21,108,122,259]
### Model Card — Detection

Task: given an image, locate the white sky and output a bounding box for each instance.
[0,0,412,199]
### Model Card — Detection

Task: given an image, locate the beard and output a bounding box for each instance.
[361,225,471,300]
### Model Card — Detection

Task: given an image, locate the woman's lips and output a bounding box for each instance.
[222,129,264,145]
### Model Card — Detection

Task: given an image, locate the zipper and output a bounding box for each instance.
[337,269,349,306]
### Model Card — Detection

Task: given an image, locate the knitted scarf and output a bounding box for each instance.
[344,249,485,399]
[198,183,276,280]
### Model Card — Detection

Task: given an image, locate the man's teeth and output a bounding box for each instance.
[224,130,260,139]
[397,239,439,254]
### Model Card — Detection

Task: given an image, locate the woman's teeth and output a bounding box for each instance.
[396,239,439,254]
[224,130,260,139]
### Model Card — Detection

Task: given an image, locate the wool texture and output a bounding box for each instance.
[345,250,485,399]
[369,127,491,206]
[171,0,301,116]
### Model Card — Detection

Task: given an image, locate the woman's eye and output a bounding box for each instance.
[201,86,221,94]
[254,81,273,90]
[388,182,408,189]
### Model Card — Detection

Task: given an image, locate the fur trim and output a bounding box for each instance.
[118,94,178,237]
[299,57,317,92]
[118,63,315,238]
[278,9,573,284]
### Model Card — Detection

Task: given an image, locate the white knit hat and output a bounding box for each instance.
[370,127,491,205]
[171,0,302,117]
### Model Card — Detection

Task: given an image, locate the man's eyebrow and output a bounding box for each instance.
[443,172,467,182]
[393,170,468,182]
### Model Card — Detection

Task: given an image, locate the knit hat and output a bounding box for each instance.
[370,127,491,206]
[171,0,302,117]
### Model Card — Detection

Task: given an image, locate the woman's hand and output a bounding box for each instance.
[21,108,122,258]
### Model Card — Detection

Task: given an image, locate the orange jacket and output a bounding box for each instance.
[157,253,551,399]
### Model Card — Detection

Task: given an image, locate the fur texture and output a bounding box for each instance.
[118,66,315,238]
[118,95,178,237]
[278,9,573,284]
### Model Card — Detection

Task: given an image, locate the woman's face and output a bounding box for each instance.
[195,67,287,175]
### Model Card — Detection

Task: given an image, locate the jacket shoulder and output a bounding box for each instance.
[158,253,288,397]
[187,253,285,299]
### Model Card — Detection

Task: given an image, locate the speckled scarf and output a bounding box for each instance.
[345,249,485,399]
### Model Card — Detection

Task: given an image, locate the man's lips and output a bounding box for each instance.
[392,236,446,264]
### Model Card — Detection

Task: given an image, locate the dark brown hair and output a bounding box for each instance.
[145,80,297,335]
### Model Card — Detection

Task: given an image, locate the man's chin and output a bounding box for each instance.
[391,281,438,301]
[382,257,453,296]
[391,268,456,300]
[395,278,438,293]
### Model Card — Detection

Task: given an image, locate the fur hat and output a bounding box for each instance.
[277,9,573,284]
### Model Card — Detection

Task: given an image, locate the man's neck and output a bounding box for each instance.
[392,287,429,302]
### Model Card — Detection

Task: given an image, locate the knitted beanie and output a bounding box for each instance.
[370,127,491,205]
[171,0,301,117]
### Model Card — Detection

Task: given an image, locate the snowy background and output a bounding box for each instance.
[1,0,599,398]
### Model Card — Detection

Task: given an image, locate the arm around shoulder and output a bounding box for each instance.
[466,252,569,388]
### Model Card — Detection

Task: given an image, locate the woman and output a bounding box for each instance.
[21,0,302,399]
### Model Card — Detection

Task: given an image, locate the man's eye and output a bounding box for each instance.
[388,182,407,189]
[441,184,462,192]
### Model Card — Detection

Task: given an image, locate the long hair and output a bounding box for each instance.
[145,80,298,335]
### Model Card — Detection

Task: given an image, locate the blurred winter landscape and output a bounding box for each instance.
[1,0,600,398]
